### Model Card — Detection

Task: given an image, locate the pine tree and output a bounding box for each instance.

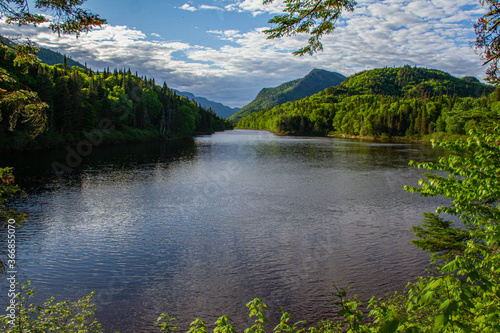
[68,70,83,132]
[421,106,427,135]
[53,77,72,132]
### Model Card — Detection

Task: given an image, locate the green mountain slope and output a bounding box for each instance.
[37,47,85,68]
[237,66,495,139]
[229,69,346,123]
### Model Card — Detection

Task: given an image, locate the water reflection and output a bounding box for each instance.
[0,130,445,332]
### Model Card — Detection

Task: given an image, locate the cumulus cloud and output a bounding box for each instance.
[225,0,285,16]
[179,3,197,12]
[200,5,224,10]
[178,3,227,12]
[0,0,488,107]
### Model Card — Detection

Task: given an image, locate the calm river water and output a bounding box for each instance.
[0,130,445,332]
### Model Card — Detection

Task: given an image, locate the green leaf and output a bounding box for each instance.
[418,291,436,306]
[459,291,474,309]
[441,259,459,272]
[378,318,399,333]
[443,300,458,318]
[426,278,442,291]
[455,322,472,333]
[434,314,447,330]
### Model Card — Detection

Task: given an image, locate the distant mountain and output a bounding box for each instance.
[37,47,85,68]
[174,90,239,119]
[229,69,346,123]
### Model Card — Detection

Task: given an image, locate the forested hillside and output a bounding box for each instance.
[237,66,495,139]
[229,69,345,123]
[37,47,85,68]
[0,46,231,151]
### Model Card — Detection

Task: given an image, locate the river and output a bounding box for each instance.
[0,130,446,332]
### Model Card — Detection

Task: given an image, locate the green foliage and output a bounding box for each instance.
[273,311,307,333]
[341,66,490,98]
[157,314,180,333]
[405,126,500,258]
[157,297,337,333]
[187,318,208,333]
[329,286,367,332]
[376,126,500,332]
[410,212,469,260]
[237,66,493,140]
[0,281,104,332]
[0,64,48,139]
[245,298,269,333]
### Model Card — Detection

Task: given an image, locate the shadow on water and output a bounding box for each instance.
[0,138,197,193]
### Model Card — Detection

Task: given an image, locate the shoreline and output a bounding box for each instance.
[236,127,434,144]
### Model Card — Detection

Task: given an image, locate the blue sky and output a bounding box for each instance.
[1,0,488,107]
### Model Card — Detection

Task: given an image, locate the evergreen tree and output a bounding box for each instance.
[53,77,72,132]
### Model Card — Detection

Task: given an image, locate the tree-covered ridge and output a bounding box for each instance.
[37,47,85,69]
[229,68,346,123]
[340,66,491,98]
[237,66,495,139]
[0,46,231,151]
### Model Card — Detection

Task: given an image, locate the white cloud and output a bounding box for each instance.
[179,3,197,12]
[178,3,226,12]
[0,0,489,107]
[200,5,224,11]
[151,33,161,38]
[225,0,285,16]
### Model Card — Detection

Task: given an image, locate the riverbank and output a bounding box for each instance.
[236,126,469,144]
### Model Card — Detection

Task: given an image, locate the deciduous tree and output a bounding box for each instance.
[475,0,500,84]
[264,0,356,56]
